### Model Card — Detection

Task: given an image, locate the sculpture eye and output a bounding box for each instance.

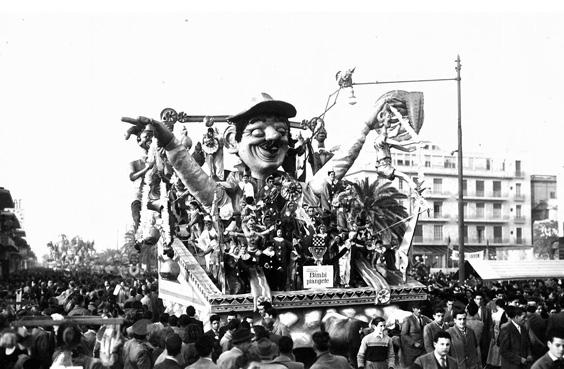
[251,129,265,137]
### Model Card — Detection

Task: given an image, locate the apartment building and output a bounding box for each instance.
[530,175,557,222]
[346,145,531,268]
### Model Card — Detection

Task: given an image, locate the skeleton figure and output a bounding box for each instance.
[373,99,427,197]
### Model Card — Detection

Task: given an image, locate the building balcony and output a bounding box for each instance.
[515,170,525,178]
[464,215,510,223]
[514,216,526,224]
[463,238,488,245]
[419,214,451,222]
[424,191,452,199]
[463,192,509,201]
[514,195,526,202]
[413,236,449,244]
[456,238,525,246]
[491,238,510,244]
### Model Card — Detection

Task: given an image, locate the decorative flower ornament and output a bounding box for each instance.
[281,179,302,202]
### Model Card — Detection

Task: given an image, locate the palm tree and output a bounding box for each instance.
[349,177,409,241]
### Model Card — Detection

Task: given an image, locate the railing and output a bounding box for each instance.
[514,216,526,223]
[464,215,510,221]
[514,195,525,201]
[492,238,510,244]
[515,170,524,178]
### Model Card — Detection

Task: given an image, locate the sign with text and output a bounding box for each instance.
[451,250,484,260]
[303,266,333,289]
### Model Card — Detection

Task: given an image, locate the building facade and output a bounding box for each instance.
[530,175,557,222]
[346,145,532,268]
[0,188,33,278]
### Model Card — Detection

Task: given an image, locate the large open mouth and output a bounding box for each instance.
[256,141,281,160]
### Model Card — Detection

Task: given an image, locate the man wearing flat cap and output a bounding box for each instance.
[123,319,153,369]
[217,328,253,369]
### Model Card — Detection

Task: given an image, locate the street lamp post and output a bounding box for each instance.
[456,56,465,284]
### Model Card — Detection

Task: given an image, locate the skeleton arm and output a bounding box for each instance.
[308,92,406,194]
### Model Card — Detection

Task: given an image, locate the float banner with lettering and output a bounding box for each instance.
[303,266,333,289]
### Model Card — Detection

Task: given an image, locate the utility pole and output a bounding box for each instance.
[456,55,465,284]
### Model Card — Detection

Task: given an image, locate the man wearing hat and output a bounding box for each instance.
[217,328,253,369]
[123,319,154,369]
[134,91,412,221]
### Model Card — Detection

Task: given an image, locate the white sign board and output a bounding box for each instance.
[451,250,484,260]
[303,266,333,289]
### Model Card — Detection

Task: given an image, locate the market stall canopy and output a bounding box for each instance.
[468,260,564,281]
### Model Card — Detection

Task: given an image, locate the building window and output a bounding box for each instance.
[494,226,502,243]
[433,178,442,193]
[425,160,431,167]
[476,203,485,218]
[476,180,484,197]
[486,159,491,170]
[516,228,522,244]
[516,205,522,218]
[433,202,442,218]
[434,225,443,241]
[493,181,501,197]
[414,225,423,242]
[463,202,468,217]
[463,180,467,196]
[493,203,502,219]
[398,179,403,190]
[444,158,455,168]
[477,226,485,243]
[515,160,522,176]
[516,183,522,196]
[550,191,556,199]
[397,159,404,166]
[463,226,468,243]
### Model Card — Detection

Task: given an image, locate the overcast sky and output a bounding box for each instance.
[2,2,564,257]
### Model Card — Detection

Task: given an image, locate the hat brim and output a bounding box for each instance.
[228,100,297,123]
[231,334,253,344]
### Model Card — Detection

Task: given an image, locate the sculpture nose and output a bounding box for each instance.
[264,126,281,141]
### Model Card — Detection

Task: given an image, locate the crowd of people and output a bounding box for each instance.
[1,268,564,369]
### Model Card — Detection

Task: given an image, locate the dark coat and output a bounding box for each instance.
[271,354,305,369]
[154,358,184,369]
[310,352,353,369]
[531,353,562,369]
[414,352,458,369]
[401,314,432,366]
[499,322,531,369]
[423,322,446,353]
[447,326,480,369]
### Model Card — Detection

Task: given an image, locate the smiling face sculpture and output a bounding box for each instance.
[227,93,297,180]
[237,115,289,178]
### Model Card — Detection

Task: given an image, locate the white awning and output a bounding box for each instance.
[468,260,564,281]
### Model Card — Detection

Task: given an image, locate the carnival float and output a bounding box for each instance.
[121,68,431,356]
